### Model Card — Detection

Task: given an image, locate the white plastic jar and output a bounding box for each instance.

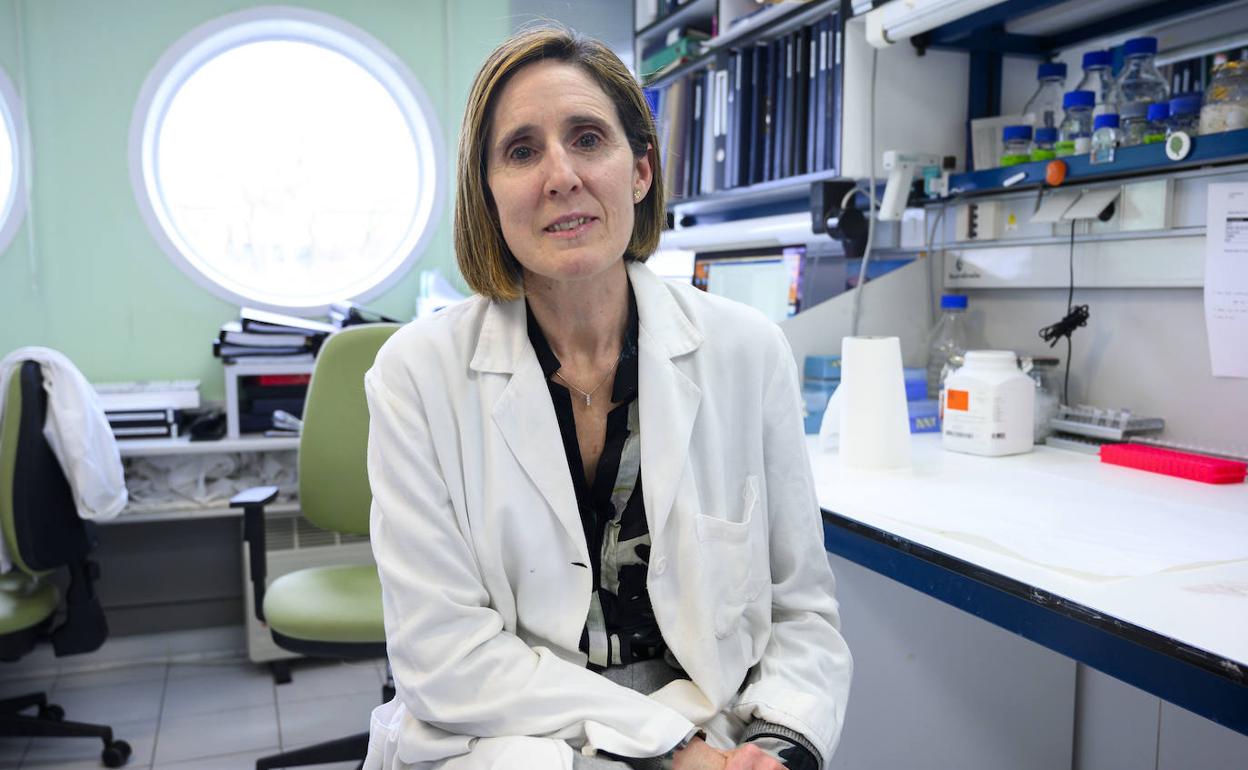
[941,350,1035,457]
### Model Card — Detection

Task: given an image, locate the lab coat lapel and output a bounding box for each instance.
[472,298,589,565]
[630,263,703,539]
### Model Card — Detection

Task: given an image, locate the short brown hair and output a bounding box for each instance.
[454,25,665,302]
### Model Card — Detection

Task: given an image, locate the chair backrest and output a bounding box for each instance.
[298,324,400,535]
[0,361,93,577]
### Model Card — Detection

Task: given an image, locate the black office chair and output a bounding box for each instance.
[0,360,132,767]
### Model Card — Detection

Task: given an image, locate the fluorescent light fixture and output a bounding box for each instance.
[865,0,1008,48]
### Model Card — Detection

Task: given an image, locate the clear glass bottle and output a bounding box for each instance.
[1075,50,1119,117]
[1001,125,1033,166]
[1030,127,1058,161]
[925,295,969,400]
[1056,90,1095,156]
[1090,114,1122,164]
[1168,94,1202,136]
[1119,101,1149,146]
[1116,36,1169,117]
[1022,62,1067,130]
[1142,103,1169,144]
[1199,61,1248,135]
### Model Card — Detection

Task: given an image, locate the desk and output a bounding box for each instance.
[810,434,1248,736]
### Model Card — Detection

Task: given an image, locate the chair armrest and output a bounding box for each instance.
[231,485,279,623]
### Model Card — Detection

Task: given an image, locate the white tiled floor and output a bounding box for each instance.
[1,654,386,770]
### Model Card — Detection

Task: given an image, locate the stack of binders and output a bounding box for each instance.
[93,380,201,440]
[213,308,335,364]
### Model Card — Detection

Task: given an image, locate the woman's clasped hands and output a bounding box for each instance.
[672,738,785,770]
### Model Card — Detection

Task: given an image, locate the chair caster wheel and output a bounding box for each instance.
[38,704,65,721]
[102,739,132,767]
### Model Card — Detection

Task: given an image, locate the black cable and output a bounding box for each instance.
[1038,222,1089,404]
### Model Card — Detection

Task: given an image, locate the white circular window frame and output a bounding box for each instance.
[128,6,446,315]
[0,65,30,258]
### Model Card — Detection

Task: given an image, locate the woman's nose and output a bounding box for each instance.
[543,147,581,197]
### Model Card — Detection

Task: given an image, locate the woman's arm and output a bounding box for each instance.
[365,363,694,759]
[732,326,854,765]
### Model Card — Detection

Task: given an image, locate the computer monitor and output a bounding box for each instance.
[691,248,803,323]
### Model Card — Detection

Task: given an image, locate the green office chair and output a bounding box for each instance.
[231,323,399,770]
[0,361,132,767]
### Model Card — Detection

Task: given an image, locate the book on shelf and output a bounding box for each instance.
[218,321,320,349]
[106,407,177,425]
[112,422,178,439]
[239,307,336,336]
[328,301,400,329]
[213,340,316,362]
[749,40,768,185]
[641,30,710,80]
[94,380,201,412]
[646,6,840,198]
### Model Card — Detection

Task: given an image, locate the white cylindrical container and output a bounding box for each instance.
[838,336,911,469]
[941,350,1035,457]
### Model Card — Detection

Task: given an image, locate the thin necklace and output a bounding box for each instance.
[553,354,621,407]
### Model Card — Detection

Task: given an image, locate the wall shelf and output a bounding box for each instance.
[108,501,300,525]
[117,435,299,458]
[946,128,1248,197]
[914,0,1247,56]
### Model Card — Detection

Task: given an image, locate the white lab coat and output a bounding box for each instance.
[363,262,851,770]
[0,347,127,573]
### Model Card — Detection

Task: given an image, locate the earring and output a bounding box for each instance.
[634,189,644,202]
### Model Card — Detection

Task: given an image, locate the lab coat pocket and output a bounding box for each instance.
[695,476,765,640]
[693,475,759,544]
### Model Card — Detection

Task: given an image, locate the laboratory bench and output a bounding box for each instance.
[810,434,1248,736]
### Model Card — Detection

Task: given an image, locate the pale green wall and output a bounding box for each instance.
[0,0,509,398]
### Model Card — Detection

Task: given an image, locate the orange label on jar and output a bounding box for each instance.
[946,389,969,411]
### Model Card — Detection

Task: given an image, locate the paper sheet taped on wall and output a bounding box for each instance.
[1205,184,1248,378]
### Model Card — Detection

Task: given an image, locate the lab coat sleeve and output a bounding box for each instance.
[734,326,853,765]
[364,364,695,761]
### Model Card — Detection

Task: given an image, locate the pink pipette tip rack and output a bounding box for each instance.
[1099,444,1247,485]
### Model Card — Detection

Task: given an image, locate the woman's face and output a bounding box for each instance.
[486,60,651,287]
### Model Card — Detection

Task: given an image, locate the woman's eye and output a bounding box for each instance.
[576,133,601,149]
[509,146,533,161]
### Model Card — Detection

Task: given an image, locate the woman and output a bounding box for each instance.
[364,26,851,770]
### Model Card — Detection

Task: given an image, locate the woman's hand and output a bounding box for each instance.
[672,738,727,770]
[672,739,785,770]
[723,743,785,770]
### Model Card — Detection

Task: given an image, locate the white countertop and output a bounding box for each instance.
[809,434,1248,670]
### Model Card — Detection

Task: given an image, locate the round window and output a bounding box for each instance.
[0,65,28,257]
[130,8,444,312]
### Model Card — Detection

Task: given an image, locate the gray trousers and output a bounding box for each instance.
[571,658,685,770]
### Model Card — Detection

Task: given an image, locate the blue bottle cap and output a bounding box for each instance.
[940,294,968,310]
[1170,94,1201,115]
[1003,125,1033,141]
[1035,127,1058,143]
[1146,102,1170,122]
[1123,37,1158,57]
[1082,51,1111,69]
[1062,90,1095,109]
[1038,62,1067,80]
[1093,114,1120,130]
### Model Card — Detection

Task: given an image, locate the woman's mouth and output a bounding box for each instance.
[544,216,596,237]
